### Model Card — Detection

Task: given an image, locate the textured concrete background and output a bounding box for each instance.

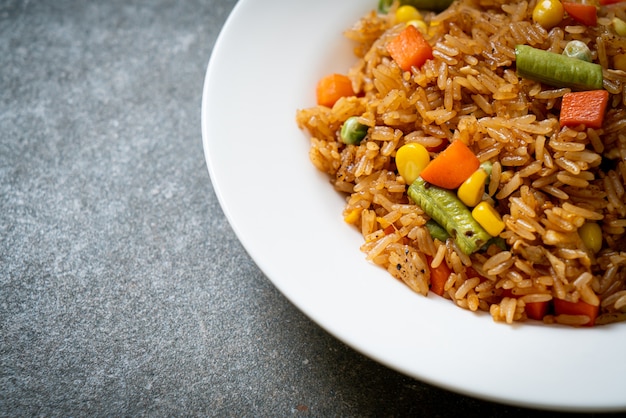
[0,0,623,416]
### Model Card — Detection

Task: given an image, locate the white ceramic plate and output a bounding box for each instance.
[202,0,626,412]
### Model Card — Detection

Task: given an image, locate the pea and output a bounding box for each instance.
[579,222,603,253]
[562,40,592,63]
[515,44,603,91]
[340,116,368,145]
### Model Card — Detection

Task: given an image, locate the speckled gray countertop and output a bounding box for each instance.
[0,1,623,416]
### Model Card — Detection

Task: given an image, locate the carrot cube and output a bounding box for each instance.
[386,25,433,72]
[316,73,355,108]
[560,90,609,129]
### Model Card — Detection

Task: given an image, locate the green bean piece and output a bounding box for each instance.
[378,0,455,13]
[340,116,368,145]
[425,219,450,242]
[562,40,592,62]
[408,177,492,255]
[515,44,603,91]
[483,236,507,251]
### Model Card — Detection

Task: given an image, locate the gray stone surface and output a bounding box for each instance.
[0,0,623,416]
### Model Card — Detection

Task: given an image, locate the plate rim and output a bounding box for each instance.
[201,0,626,412]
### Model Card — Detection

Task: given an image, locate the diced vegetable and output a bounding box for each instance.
[344,208,361,224]
[427,256,451,296]
[378,0,455,13]
[316,73,355,108]
[340,116,368,145]
[396,5,422,23]
[525,301,551,320]
[615,54,626,71]
[480,161,492,181]
[562,2,597,26]
[559,90,609,129]
[377,216,392,230]
[419,140,480,189]
[407,19,429,33]
[485,236,507,251]
[396,143,431,184]
[579,222,603,253]
[425,219,450,242]
[466,266,484,280]
[613,17,626,36]
[408,177,493,254]
[532,0,565,29]
[600,0,626,5]
[562,40,592,62]
[554,298,599,326]
[471,201,505,237]
[457,167,488,207]
[386,24,433,72]
[502,289,551,320]
[383,224,396,235]
[515,44,603,90]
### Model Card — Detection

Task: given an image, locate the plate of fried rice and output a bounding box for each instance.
[202,0,626,411]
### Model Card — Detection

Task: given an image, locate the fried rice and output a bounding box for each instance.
[296,0,626,326]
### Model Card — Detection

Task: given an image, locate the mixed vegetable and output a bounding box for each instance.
[514,45,604,90]
[309,0,626,326]
[386,24,433,72]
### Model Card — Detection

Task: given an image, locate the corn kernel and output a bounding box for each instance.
[396,5,421,23]
[578,222,603,253]
[614,54,626,72]
[457,168,488,207]
[613,17,626,37]
[406,19,428,33]
[395,143,430,185]
[376,216,391,229]
[532,0,564,29]
[344,209,361,224]
[428,20,442,37]
[472,201,505,237]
